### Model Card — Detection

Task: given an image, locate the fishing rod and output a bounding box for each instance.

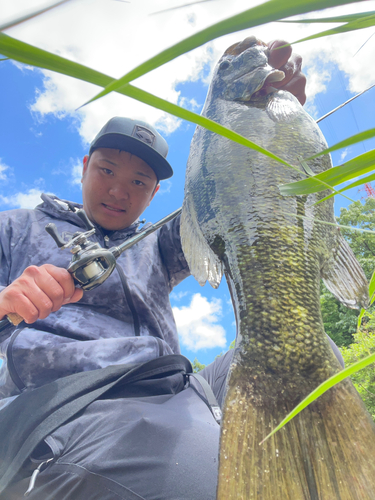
[0,206,182,331]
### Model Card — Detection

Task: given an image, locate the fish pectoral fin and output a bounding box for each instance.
[322,235,369,309]
[180,200,223,288]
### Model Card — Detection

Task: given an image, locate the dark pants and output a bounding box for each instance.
[3,387,220,500]
[2,338,344,500]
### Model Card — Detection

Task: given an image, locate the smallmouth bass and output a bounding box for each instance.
[181,37,375,499]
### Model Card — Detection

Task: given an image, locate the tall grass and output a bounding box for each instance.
[1,0,375,437]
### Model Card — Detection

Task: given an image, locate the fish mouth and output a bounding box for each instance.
[225,67,285,102]
[252,69,286,100]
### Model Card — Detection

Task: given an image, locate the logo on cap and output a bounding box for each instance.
[132,125,156,147]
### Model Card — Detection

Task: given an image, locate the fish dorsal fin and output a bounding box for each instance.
[180,198,223,289]
[322,234,369,310]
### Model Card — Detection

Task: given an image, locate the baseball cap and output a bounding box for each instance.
[89,117,173,180]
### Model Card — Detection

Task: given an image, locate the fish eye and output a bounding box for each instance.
[219,60,230,71]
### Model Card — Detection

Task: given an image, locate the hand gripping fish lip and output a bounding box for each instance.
[218,43,285,102]
[226,66,285,102]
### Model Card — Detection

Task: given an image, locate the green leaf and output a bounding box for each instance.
[291,13,375,45]
[298,156,354,203]
[314,171,375,205]
[0,0,71,32]
[80,0,365,107]
[305,128,375,160]
[0,33,295,169]
[260,351,375,444]
[369,268,375,305]
[357,269,375,329]
[280,149,375,196]
[280,10,375,23]
[357,309,366,330]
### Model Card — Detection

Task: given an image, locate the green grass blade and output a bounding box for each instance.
[291,13,375,45]
[80,0,365,107]
[260,351,375,444]
[0,32,296,169]
[0,0,71,32]
[314,171,375,205]
[0,57,9,61]
[299,157,354,203]
[357,268,375,329]
[151,0,214,15]
[369,269,375,306]
[305,127,375,160]
[116,84,295,168]
[280,212,375,235]
[280,149,375,196]
[0,32,113,85]
[357,309,366,329]
[280,10,375,23]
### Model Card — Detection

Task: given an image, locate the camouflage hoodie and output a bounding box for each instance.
[0,194,189,407]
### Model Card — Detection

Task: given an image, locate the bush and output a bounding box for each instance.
[340,330,375,421]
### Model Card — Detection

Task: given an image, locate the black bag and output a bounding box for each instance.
[0,354,192,494]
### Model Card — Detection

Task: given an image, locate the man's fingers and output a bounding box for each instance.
[272,55,303,87]
[278,74,307,105]
[268,40,292,69]
[25,265,66,312]
[267,49,307,106]
[0,264,83,323]
[68,287,84,304]
[8,293,40,324]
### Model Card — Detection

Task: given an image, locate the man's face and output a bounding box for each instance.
[81,148,159,231]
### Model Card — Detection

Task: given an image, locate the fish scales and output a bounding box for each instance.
[181,37,375,499]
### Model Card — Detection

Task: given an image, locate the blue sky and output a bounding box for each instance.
[1,0,375,366]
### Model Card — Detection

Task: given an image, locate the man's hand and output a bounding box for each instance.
[267,40,306,105]
[267,40,307,105]
[0,264,83,324]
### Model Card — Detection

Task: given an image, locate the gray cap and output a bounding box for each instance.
[89,117,173,180]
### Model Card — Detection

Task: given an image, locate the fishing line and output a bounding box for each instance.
[316,83,375,123]
[338,71,366,154]
[353,31,375,57]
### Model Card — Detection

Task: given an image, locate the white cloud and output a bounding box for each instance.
[0,188,47,209]
[340,148,349,162]
[3,0,375,142]
[70,158,83,187]
[0,160,9,181]
[173,293,226,351]
[170,290,190,301]
[157,179,172,195]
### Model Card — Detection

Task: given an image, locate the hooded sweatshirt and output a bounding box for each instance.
[0,194,189,407]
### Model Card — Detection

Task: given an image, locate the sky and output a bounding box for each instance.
[0,0,375,366]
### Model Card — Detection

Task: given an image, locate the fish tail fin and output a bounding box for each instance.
[181,198,223,288]
[217,378,375,499]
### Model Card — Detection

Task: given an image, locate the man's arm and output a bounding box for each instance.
[0,264,83,324]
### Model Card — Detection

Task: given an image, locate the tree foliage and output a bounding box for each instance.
[340,330,375,420]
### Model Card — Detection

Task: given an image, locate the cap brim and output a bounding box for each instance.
[89,133,173,180]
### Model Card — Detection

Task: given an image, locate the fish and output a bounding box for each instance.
[181,36,375,499]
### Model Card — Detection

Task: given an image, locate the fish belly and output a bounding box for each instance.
[182,93,375,499]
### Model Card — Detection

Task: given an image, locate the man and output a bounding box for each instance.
[0,41,341,499]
